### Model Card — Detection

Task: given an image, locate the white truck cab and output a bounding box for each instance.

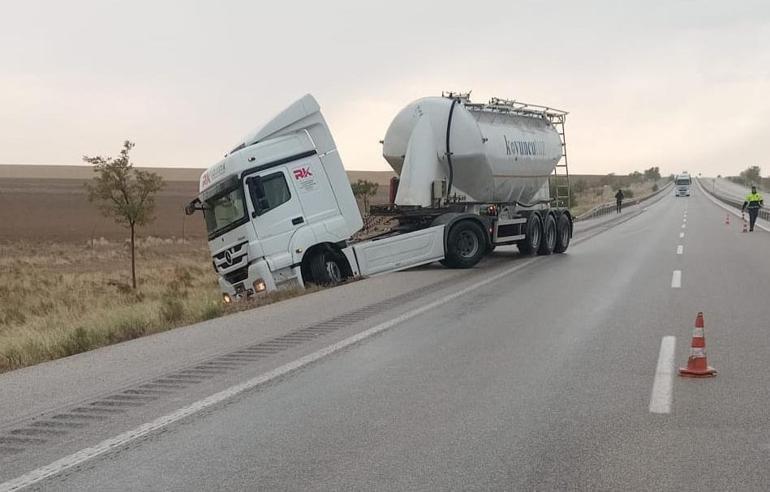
[188,95,363,300]
[674,172,692,197]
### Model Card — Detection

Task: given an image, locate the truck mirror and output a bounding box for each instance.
[185,200,199,216]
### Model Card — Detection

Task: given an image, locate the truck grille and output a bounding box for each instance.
[224,266,249,285]
[213,241,248,272]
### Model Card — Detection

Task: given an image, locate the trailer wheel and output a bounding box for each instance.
[308,250,346,286]
[538,214,556,255]
[518,214,542,255]
[441,220,486,269]
[554,213,571,253]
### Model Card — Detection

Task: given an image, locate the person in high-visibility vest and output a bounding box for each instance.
[741,185,764,232]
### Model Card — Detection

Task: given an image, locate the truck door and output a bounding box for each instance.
[245,167,305,267]
[288,156,338,224]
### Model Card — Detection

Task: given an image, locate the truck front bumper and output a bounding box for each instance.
[218,259,305,302]
[218,259,276,302]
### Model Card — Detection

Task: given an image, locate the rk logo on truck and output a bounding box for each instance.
[293,167,313,180]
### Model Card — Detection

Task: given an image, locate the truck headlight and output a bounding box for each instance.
[223,293,232,304]
[253,279,267,293]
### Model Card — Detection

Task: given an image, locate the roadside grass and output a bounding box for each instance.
[572,181,660,216]
[0,239,314,373]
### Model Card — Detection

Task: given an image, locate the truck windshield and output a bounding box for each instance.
[676,178,690,186]
[202,186,248,239]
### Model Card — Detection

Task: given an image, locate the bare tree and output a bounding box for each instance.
[84,141,164,289]
[350,179,379,215]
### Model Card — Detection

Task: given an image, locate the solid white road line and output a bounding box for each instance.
[0,255,542,492]
[677,245,684,255]
[649,336,677,414]
[679,232,685,238]
[671,270,682,288]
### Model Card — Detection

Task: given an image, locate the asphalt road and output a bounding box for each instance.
[697,177,769,231]
[4,186,770,490]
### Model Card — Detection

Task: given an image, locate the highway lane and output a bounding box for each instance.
[9,186,770,490]
[697,177,770,232]
[0,199,646,433]
[0,197,654,484]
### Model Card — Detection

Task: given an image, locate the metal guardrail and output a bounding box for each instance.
[697,178,770,221]
[575,180,674,221]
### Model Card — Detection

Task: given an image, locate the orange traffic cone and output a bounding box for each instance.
[725,214,730,225]
[679,312,717,378]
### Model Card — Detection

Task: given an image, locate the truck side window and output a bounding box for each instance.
[249,172,291,215]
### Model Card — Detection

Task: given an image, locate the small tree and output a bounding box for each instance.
[628,171,643,183]
[351,179,379,215]
[644,166,661,181]
[739,165,761,186]
[85,141,164,289]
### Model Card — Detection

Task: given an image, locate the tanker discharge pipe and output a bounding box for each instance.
[445,97,459,199]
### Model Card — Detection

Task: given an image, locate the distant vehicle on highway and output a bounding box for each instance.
[674,172,692,197]
[186,93,573,302]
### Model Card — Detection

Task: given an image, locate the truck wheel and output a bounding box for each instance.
[554,213,571,253]
[309,250,345,286]
[518,214,542,255]
[441,220,486,268]
[538,214,556,255]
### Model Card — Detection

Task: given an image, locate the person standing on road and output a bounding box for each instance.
[742,185,764,232]
[614,189,624,214]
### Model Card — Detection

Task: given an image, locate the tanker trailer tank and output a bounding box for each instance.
[382,94,565,208]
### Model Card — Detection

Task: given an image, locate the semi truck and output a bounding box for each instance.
[674,172,692,197]
[186,93,573,302]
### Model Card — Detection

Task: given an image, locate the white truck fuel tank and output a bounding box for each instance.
[383,95,564,207]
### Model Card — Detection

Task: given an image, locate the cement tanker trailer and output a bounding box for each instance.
[383,95,563,208]
[372,93,573,262]
[187,93,573,300]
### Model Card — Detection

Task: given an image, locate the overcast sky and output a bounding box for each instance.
[1,0,769,176]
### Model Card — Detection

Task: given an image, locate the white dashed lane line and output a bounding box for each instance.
[680,232,685,238]
[677,245,683,255]
[671,270,682,288]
